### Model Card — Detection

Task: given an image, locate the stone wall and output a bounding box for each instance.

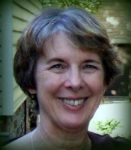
[0,99,29,146]
[0,97,38,146]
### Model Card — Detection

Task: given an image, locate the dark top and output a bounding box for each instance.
[1,131,131,150]
[88,132,131,150]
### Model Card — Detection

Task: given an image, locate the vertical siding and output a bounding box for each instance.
[0,0,14,115]
[0,4,2,114]
[0,0,42,115]
[13,0,42,112]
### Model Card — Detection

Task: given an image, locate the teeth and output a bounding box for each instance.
[61,98,85,106]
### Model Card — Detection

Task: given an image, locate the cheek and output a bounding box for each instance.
[36,73,63,95]
[85,74,105,94]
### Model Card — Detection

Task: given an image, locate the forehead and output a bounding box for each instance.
[44,32,76,54]
[43,32,101,61]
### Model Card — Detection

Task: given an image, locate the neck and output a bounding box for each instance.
[33,117,91,150]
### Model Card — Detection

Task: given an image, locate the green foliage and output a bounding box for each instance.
[96,119,120,134]
[39,0,102,13]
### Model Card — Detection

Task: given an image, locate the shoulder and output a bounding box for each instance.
[2,131,34,150]
[88,131,131,150]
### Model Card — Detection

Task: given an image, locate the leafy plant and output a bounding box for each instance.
[96,119,120,134]
[39,0,102,13]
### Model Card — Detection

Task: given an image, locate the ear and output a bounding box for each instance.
[28,89,37,94]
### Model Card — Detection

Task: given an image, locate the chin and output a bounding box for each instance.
[60,118,88,131]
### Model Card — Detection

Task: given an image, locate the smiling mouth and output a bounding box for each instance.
[58,97,88,106]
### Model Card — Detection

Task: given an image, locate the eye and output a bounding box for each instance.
[49,63,66,73]
[83,64,97,69]
[51,64,64,69]
[82,64,98,73]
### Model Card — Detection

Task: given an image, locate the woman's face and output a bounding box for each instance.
[34,33,106,130]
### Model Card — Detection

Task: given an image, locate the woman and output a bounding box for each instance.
[4,7,130,150]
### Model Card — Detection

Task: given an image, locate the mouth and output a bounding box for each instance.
[58,97,88,107]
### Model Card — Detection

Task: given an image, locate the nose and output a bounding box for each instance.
[64,68,84,92]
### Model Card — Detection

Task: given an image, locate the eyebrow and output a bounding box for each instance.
[46,58,101,65]
[46,58,65,64]
[83,59,101,64]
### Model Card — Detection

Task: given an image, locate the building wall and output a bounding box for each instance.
[95,0,131,44]
[0,0,42,146]
[13,0,42,112]
[95,0,131,97]
[0,2,2,115]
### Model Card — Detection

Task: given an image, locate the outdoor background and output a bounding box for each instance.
[0,0,131,146]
